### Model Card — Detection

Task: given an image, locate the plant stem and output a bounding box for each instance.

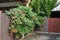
[19,34,24,40]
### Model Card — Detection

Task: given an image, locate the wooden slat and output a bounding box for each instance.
[0,1,20,7]
[1,13,14,40]
[0,11,3,40]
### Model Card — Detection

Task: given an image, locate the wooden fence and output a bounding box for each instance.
[48,18,60,33]
[0,11,14,40]
[43,17,60,33]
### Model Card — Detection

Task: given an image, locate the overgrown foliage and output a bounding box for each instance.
[5,6,43,39]
[30,0,57,17]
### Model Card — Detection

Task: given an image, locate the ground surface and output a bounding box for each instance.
[23,32,60,40]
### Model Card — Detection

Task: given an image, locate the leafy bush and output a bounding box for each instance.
[5,6,43,39]
[30,0,57,17]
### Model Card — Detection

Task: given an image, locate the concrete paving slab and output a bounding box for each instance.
[23,32,60,40]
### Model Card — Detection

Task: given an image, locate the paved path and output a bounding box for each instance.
[23,32,60,40]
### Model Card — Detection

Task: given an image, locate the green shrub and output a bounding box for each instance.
[5,6,43,39]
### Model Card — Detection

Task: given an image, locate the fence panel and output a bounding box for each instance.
[0,11,3,40]
[0,11,14,40]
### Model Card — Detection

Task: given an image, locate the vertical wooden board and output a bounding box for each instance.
[43,17,48,32]
[0,11,3,40]
[49,18,60,33]
[2,13,14,40]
